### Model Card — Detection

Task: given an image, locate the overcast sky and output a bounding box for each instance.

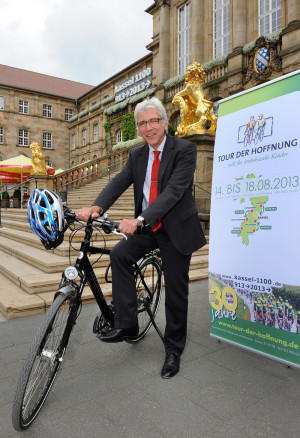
[0,0,153,86]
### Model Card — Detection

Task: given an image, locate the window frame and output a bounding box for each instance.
[93,124,98,142]
[177,1,191,75]
[19,100,29,114]
[18,129,29,146]
[43,132,52,149]
[213,0,231,59]
[116,129,123,143]
[43,104,52,118]
[82,129,87,147]
[0,126,3,144]
[65,108,73,121]
[258,0,281,36]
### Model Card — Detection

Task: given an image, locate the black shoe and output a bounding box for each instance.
[97,326,139,343]
[161,353,180,378]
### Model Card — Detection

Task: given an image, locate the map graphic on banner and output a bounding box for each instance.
[209,70,300,368]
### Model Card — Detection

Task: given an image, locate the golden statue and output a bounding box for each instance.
[30,142,47,175]
[172,62,217,136]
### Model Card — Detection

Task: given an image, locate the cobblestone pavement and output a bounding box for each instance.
[1,280,299,438]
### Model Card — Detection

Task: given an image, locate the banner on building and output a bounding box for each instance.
[115,67,152,103]
[209,70,300,368]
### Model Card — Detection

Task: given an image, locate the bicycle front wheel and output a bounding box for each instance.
[128,256,162,343]
[12,289,76,431]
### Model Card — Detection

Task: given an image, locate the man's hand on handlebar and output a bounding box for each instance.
[118,218,141,235]
[75,206,102,222]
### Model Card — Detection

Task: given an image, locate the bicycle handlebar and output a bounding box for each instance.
[63,206,121,235]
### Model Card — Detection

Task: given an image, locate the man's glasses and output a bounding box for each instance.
[137,118,162,128]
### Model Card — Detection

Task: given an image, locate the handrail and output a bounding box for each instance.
[54,158,128,202]
[0,176,40,227]
[193,183,211,229]
[193,183,211,196]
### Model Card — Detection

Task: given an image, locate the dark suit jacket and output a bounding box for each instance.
[93,134,207,255]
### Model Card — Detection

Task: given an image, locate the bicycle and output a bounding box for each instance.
[12,205,163,431]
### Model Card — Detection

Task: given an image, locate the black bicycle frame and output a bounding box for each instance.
[66,219,114,327]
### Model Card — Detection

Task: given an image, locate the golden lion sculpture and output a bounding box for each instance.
[30,142,47,175]
[172,62,217,136]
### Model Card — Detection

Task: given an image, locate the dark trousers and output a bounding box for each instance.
[110,228,192,356]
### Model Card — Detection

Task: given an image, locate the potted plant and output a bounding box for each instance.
[13,188,21,208]
[1,191,10,208]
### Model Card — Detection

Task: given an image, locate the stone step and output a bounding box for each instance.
[0,263,209,320]
[0,169,209,320]
[0,225,209,263]
[0,270,113,319]
[0,228,208,276]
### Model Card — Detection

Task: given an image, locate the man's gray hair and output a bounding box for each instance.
[134,97,168,130]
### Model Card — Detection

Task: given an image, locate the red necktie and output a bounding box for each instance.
[149,150,161,231]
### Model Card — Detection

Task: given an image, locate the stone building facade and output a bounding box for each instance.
[0,65,93,169]
[69,0,300,167]
[0,0,299,181]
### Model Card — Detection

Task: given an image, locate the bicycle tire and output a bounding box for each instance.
[12,290,76,431]
[127,256,162,343]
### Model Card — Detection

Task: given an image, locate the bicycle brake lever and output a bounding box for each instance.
[112,229,128,240]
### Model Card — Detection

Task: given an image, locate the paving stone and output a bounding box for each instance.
[1,279,300,438]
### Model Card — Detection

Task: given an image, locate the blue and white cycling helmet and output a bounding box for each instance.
[27,188,65,250]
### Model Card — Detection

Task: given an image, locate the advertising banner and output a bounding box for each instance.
[209,70,300,367]
[115,67,152,103]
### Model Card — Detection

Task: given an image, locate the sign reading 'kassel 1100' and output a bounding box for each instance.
[115,67,152,103]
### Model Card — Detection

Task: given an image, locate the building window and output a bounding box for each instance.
[65,108,73,121]
[93,124,98,142]
[116,129,123,143]
[0,127,3,144]
[19,129,29,146]
[43,104,52,118]
[213,0,230,59]
[259,0,281,35]
[72,133,76,150]
[19,100,29,114]
[43,132,52,149]
[178,1,191,75]
[82,129,86,146]
[0,97,4,110]
[45,159,52,167]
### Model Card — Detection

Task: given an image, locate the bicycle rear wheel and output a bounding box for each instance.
[128,256,162,343]
[12,289,76,431]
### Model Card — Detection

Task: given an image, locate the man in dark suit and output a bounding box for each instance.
[75,97,206,378]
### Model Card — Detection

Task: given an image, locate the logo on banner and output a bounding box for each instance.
[237,114,273,147]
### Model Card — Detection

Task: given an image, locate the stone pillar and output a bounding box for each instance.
[184,133,215,231]
[232,0,247,50]
[191,0,204,63]
[29,176,54,194]
[281,2,300,73]
[158,1,170,83]
[224,1,247,95]
[287,0,300,24]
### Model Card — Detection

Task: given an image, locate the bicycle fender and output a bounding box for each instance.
[54,285,76,301]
